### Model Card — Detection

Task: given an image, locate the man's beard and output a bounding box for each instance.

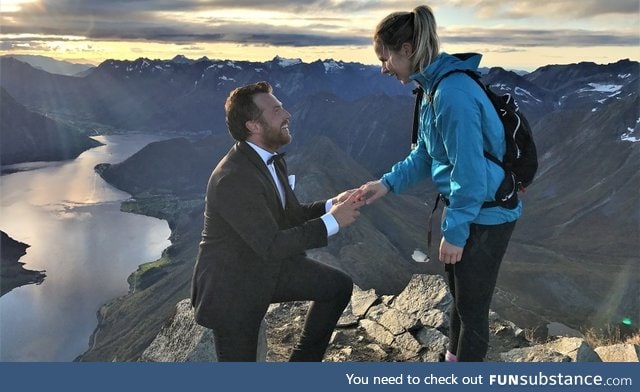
[260,119,292,150]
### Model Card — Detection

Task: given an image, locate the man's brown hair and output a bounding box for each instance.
[225,81,273,141]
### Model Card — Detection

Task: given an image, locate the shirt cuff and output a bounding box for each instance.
[325,199,333,212]
[321,213,339,237]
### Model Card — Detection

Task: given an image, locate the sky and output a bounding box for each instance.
[1,0,639,71]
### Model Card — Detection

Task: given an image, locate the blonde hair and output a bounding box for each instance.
[373,5,440,73]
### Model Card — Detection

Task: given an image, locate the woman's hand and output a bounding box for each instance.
[357,180,389,205]
[439,238,463,264]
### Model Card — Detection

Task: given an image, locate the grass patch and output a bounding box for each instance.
[127,255,171,291]
[120,195,202,222]
[137,255,171,274]
[582,324,640,347]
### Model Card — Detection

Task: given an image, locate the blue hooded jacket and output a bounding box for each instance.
[380,52,521,247]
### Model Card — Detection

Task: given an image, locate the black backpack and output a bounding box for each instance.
[412,69,538,209]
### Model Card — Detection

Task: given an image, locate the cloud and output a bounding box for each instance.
[442,26,639,47]
[178,45,207,51]
[18,0,402,16]
[20,0,211,16]
[447,0,640,19]
[1,0,637,51]
[3,0,376,46]
[479,47,526,54]
[0,40,56,51]
[2,10,370,47]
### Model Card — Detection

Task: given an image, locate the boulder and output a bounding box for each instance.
[500,346,572,362]
[594,343,640,362]
[140,299,267,361]
[544,337,601,362]
[391,274,452,327]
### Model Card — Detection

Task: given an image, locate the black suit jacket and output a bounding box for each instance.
[191,141,328,329]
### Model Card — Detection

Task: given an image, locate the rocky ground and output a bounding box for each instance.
[141,274,640,363]
[266,301,538,362]
[263,276,537,362]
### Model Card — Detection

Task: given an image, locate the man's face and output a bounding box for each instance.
[252,93,292,151]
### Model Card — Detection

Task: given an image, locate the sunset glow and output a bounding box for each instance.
[1,0,39,13]
[1,1,638,71]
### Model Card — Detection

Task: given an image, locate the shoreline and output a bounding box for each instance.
[75,193,200,361]
[1,231,46,297]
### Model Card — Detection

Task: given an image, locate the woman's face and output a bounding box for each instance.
[374,40,413,84]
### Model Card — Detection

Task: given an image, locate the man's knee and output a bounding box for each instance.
[335,271,353,305]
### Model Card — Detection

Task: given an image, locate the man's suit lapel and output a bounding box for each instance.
[273,159,300,209]
[236,141,286,211]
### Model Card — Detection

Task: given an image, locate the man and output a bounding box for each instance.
[191,81,363,362]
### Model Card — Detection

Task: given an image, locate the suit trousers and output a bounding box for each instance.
[211,256,353,362]
[446,220,516,361]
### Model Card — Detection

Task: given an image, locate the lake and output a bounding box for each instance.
[0,134,172,361]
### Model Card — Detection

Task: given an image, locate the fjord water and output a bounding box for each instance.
[0,134,172,361]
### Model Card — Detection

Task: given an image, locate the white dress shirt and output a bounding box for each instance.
[246,141,339,237]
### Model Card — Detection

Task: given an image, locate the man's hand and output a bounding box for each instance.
[357,180,389,205]
[330,191,365,228]
[439,238,463,264]
[332,189,358,204]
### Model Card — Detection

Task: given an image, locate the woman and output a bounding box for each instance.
[358,5,520,362]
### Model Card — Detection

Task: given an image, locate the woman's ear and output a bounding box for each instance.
[401,42,413,57]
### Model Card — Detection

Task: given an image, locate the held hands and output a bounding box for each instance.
[330,190,365,228]
[329,180,390,228]
[332,189,359,204]
[356,180,389,205]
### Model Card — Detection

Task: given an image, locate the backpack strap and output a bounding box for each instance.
[426,193,449,259]
[411,87,423,149]
[484,150,504,169]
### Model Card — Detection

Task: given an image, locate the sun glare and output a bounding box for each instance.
[0,0,38,13]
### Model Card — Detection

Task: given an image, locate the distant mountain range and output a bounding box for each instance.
[1,55,94,76]
[1,55,636,173]
[1,54,637,361]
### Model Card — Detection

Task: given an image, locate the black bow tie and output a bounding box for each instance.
[267,152,286,165]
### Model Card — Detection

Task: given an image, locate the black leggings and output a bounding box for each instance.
[212,256,353,362]
[446,221,516,361]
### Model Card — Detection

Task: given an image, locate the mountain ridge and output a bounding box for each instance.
[0,87,103,166]
[3,55,636,136]
[0,54,94,76]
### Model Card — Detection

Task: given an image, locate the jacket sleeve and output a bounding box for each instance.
[213,173,328,260]
[380,128,432,193]
[300,201,330,221]
[436,86,488,247]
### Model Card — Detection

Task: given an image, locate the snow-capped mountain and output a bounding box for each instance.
[525,59,638,112]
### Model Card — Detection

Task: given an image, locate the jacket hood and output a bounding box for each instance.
[410,52,482,90]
